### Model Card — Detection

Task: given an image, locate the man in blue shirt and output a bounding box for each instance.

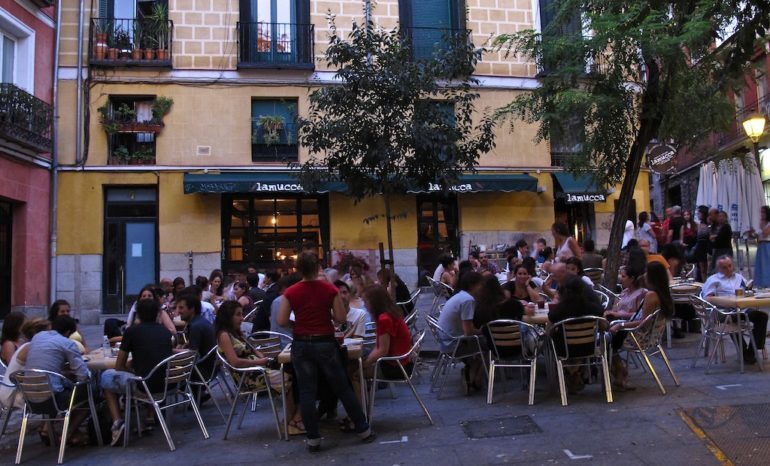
[25,316,91,445]
[176,293,216,398]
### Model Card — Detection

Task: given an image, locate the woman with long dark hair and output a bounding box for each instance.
[1,311,25,365]
[277,252,374,451]
[690,206,711,281]
[552,222,582,262]
[362,285,414,379]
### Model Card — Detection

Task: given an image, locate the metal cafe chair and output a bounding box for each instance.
[485,319,541,405]
[593,289,612,311]
[426,276,452,317]
[122,351,209,450]
[584,267,604,286]
[216,352,282,440]
[549,316,613,406]
[425,315,488,399]
[366,331,433,429]
[188,345,229,423]
[240,300,263,335]
[397,288,422,317]
[10,370,102,464]
[689,295,723,368]
[614,309,680,395]
[666,283,702,347]
[0,378,17,441]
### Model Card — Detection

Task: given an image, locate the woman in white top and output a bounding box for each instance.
[0,318,50,409]
[637,212,658,253]
[126,285,177,334]
[552,222,582,262]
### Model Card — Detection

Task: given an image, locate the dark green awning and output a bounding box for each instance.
[408,174,538,193]
[183,172,345,194]
[552,173,607,203]
[183,172,538,194]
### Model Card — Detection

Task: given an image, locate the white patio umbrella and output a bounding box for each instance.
[695,162,716,208]
[715,159,733,215]
[744,157,765,234]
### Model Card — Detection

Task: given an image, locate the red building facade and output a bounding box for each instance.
[0,0,55,317]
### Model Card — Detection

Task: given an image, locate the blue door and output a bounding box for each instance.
[124,222,156,295]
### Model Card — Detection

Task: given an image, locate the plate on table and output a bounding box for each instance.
[344,338,363,346]
[754,293,770,299]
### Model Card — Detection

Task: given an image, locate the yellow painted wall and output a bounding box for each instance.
[57,172,159,254]
[595,171,651,215]
[329,193,417,250]
[158,173,221,253]
[458,173,555,232]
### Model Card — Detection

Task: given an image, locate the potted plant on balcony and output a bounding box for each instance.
[131,21,144,60]
[113,26,131,59]
[130,147,155,165]
[150,96,173,123]
[92,19,111,60]
[149,3,170,61]
[142,33,157,60]
[110,145,130,164]
[97,103,120,134]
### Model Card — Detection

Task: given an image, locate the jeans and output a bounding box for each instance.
[291,340,369,442]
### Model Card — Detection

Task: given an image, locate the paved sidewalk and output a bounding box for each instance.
[2,294,769,465]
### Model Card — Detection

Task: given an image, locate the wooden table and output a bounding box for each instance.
[670,282,704,304]
[85,347,118,371]
[707,295,770,310]
[524,313,549,326]
[277,341,366,440]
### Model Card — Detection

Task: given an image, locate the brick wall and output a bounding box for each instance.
[171,0,238,70]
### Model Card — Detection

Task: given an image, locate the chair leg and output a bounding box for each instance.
[555,360,568,406]
[528,360,537,406]
[690,335,706,368]
[657,345,680,386]
[205,381,227,423]
[367,373,377,430]
[640,349,666,395]
[486,361,496,405]
[15,407,28,465]
[705,335,721,374]
[186,388,210,439]
[264,385,282,440]
[87,385,103,446]
[600,356,613,404]
[436,357,453,400]
[58,411,71,464]
[748,332,764,372]
[0,406,14,441]
[153,402,176,451]
[666,321,672,349]
[280,365,289,441]
[223,394,240,440]
[237,393,251,429]
[404,375,433,425]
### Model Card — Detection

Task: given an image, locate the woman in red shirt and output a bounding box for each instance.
[277,252,374,452]
[363,285,414,379]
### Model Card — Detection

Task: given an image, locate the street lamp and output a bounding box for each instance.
[743,112,767,173]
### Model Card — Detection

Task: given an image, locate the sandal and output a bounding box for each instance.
[287,420,306,436]
[338,417,355,433]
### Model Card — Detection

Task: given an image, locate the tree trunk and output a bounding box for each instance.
[384,190,395,268]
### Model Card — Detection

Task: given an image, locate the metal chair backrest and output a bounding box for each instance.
[551,316,608,360]
[626,309,667,351]
[689,295,718,330]
[397,288,421,314]
[597,284,619,300]
[486,319,538,360]
[425,314,458,349]
[538,292,551,303]
[137,351,197,400]
[10,370,65,412]
[594,290,611,310]
[247,333,283,358]
[193,345,222,383]
[584,268,604,285]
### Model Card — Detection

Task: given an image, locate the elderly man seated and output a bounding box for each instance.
[702,255,768,363]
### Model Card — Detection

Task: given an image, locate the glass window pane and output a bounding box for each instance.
[2,36,14,84]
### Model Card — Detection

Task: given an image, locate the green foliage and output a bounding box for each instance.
[494,0,769,188]
[112,145,129,159]
[296,16,497,200]
[151,96,174,121]
[257,115,286,145]
[150,3,169,49]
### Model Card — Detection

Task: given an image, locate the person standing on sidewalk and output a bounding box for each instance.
[277,252,375,452]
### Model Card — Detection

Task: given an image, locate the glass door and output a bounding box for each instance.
[103,188,157,314]
[253,0,296,63]
[416,194,459,282]
[0,201,11,318]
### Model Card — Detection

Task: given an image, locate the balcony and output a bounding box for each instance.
[0,83,53,154]
[401,27,469,61]
[252,121,298,162]
[89,18,173,68]
[237,23,314,69]
[714,94,770,150]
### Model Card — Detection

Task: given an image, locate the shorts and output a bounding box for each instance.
[100,369,134,393]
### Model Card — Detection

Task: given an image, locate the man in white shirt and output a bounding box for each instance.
[335,280,370,337]
[702,255,768,362]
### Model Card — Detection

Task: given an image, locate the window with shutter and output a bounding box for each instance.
[399,0,465,60]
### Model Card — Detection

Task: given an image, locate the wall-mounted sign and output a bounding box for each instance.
[646,143,678,174]
[565,193,607,203]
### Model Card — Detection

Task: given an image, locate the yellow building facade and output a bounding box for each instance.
[55,0,649,321]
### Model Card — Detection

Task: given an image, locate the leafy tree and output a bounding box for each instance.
[495,0,770,285]
[297,17,496,266]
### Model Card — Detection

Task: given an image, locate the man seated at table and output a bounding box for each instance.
[639,239,673,279]
[100,299,174,445]
[25,316,93,445]
[702,255,768,363]
[334,280,371,338]
[542,262,570,303]
[176,292,216,397]
[437,271,486,395]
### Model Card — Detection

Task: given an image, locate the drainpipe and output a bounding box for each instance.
[75,0,85,165]
[50,0,63,304]
[364,0,371,24]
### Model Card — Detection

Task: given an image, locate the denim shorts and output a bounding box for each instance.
[100,369,134,393]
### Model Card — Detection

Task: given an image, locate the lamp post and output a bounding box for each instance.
[742,112,767,174]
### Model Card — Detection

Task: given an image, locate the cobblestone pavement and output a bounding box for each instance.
[3,293,768,465]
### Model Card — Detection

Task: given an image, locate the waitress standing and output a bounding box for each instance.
[755,206,770,288]
[277,252,375,452]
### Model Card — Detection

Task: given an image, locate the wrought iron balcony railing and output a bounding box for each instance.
[89,18,174,67]
[0,83,53,153]
[237,22,314,69]
[715,94,770,149]
[251,120,299,161]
